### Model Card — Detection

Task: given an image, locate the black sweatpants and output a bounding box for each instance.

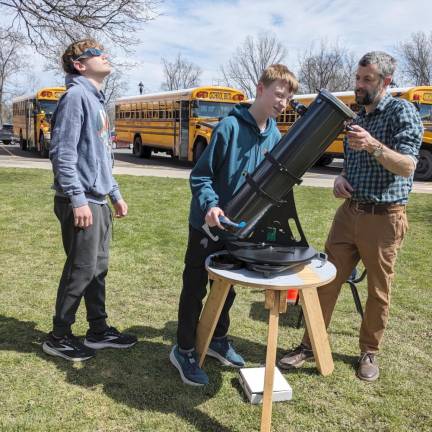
[177,225,236,350]
[52,196,111,337]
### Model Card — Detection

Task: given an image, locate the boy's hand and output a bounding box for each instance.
[205,207,225,229]
[333,175,353,199]
[73,204,93,228]
[113,199,128,218]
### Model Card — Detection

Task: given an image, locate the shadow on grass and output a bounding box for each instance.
[1,314,360,429]
[332,352,359,370]
[248,301,303,328]
[0,316,232,432]
[247,301,360,374]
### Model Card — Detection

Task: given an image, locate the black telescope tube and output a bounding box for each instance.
[225,89,356,238]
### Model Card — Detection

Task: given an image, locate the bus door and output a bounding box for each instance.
[179,100,190,160]
[25,102,32,148]
[33,103,39,152]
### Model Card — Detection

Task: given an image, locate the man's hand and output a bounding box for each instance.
[347,124,379,153]
[333,175,353,199]
[205,207,225,229]
[113,199,128,218]
[73,205,93,228]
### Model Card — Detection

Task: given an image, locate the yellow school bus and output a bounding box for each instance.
[277,86,432,180]
[114,86,246,162]
[12,87,66,157]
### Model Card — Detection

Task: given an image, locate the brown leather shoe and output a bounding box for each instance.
[278,344,314,370]
[357,352,379,382]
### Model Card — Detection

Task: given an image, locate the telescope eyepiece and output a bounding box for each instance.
[289,100,308,116]
[344,120,357,131]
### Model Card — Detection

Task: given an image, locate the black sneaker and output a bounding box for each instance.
[42,332,95,362]
[83,326,137,349]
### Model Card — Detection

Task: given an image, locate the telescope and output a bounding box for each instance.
[210,89,356,276]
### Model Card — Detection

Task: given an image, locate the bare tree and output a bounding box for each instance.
[0,1,160,55]
[220,33,287,98]
[397,31,432,85]
[1,101,12,123]
[103,70,129,107]
[103,69,129,125]
[297,40,356,93]
[161,53,202,90]
[0,30,27,125]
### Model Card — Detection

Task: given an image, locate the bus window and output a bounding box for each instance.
[37,100,58,117]
[418,104,432,122]
[191,100,236,118]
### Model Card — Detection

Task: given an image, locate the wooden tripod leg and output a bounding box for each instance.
[196,279,231,368]
[300,287,334,376]
[260,290,280,432]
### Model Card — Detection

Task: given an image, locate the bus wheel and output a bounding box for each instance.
[39,134,48,158]
[19,132,27,151]
[142,145,151,159]
[414,149,432,181]
[133,136,151,158]
[133,136,144,158]
[193,140,206,164]
[315,155,334,167]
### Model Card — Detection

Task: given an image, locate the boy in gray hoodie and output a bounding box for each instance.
[43,39,137,361]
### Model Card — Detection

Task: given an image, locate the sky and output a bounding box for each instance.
[8,0,432,97]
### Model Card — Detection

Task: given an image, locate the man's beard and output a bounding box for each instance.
[355,87,379,105]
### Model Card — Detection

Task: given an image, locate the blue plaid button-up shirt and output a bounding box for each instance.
[344,93,423,204]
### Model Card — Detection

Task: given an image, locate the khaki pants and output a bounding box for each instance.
[303,200,408,353]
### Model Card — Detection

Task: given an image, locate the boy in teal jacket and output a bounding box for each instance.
[171,64,299,386]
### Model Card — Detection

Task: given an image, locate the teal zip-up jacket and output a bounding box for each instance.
[189,104,281,231]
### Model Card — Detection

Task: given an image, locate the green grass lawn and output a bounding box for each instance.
[0,168,431,432]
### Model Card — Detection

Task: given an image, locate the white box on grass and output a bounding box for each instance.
[239,367,292,404]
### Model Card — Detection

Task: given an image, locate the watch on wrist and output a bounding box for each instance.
[372,143,384,158]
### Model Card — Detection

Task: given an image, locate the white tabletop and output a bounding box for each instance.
[205,252,337,290]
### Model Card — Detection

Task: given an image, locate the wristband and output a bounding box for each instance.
[372,143,384,158]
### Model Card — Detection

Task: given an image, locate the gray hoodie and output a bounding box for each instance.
[50,74,122,207]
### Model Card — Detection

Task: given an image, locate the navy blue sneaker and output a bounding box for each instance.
[170,345,209,386]
[207,336,245,367]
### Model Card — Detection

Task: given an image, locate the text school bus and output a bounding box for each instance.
[12,87,66,157]
[277,86,432,180]
[114,86,246,163]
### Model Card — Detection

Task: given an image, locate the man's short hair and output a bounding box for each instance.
[61,38,103,74]
[258,64,299,93]
[358,51,397,78]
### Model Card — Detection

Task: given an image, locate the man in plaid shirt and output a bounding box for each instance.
[278,51,423,382]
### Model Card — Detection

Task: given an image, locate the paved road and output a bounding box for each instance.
[1,143,431,193]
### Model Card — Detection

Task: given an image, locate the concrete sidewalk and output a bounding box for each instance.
[0,152,431,193]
